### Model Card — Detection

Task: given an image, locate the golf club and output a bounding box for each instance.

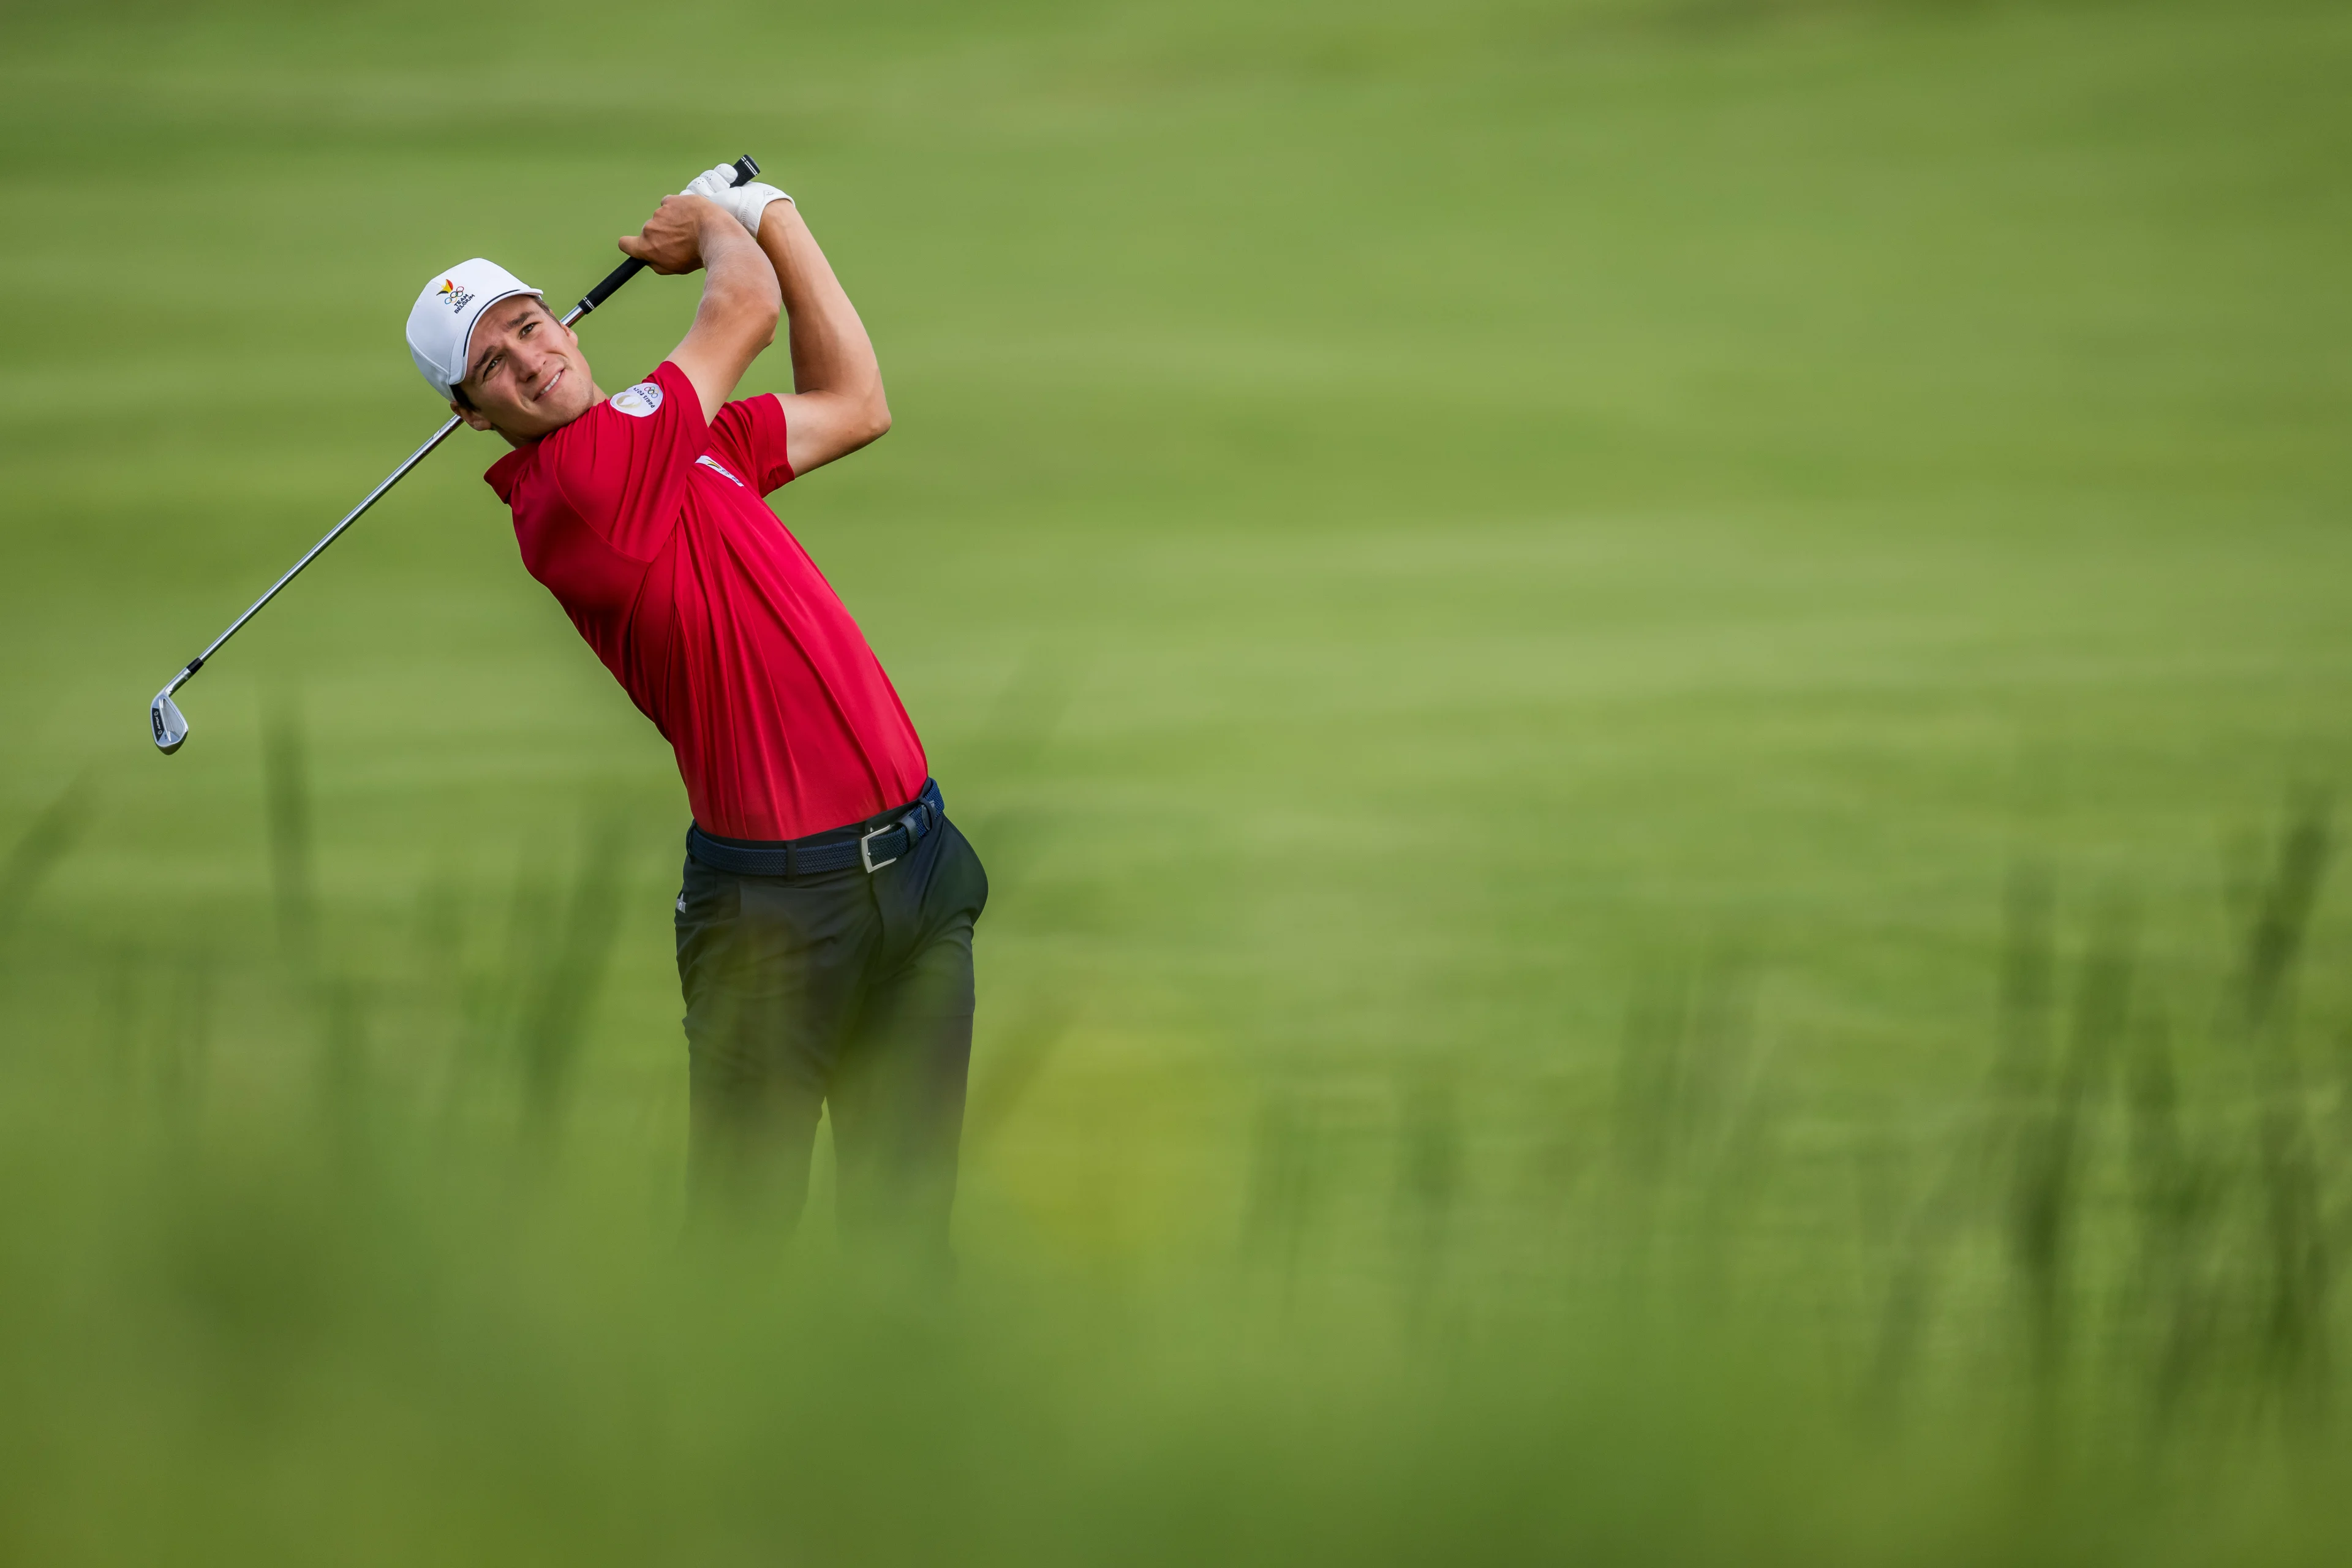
[148,154,762,755]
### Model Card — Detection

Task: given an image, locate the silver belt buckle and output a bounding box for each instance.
[859,822,899,873]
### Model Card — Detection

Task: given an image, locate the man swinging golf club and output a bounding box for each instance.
[406,167,986,1271]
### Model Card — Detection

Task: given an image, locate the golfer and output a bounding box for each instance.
[404,168,986,1270]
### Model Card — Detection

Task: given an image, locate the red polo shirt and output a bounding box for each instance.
[486,361,928,842]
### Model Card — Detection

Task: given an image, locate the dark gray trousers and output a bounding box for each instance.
[674,802,987,1267]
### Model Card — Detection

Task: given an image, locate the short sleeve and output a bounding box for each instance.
[708,393,798,496]
[543,361,710,559]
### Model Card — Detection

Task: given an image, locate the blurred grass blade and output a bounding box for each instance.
[0,776,91,956]
[262,695,320,992]
[514,805,631,1128]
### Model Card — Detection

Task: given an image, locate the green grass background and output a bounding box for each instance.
[3,0,2351,1560]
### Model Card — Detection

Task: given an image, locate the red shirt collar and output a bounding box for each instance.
[484,442,537,503]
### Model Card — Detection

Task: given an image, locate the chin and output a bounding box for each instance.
[513,393,588,439]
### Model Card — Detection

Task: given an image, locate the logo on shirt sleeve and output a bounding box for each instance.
[609,382,664,418]
[696,454,745,487]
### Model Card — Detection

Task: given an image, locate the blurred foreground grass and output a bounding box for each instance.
[4,0,2351,1558]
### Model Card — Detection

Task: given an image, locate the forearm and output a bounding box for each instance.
[756,202,883,411]
[657,203,780,421]
[693,213,781,350]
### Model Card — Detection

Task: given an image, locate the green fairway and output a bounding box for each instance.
[4,0,2351,1558]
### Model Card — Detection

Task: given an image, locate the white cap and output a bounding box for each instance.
[405,258,542,398]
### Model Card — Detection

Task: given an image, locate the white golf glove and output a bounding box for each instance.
[684,163,792,235]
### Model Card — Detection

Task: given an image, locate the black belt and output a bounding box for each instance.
[687,779,944,878]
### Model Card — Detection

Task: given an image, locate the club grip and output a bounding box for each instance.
[579,255,647,314]
[570,156,763,319]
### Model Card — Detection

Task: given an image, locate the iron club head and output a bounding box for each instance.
[150,688,189,754]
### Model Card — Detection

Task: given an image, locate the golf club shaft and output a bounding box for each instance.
[163,414,463,695]
[157,154,763,704]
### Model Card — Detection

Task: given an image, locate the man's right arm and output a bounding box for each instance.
[618,195,782,423]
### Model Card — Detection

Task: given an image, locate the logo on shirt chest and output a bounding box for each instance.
[696,454,745,488]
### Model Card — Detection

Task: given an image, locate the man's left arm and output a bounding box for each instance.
[685,168,892,480]
[753,198,892,478]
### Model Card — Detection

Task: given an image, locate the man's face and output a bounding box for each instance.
[450,295,597,441]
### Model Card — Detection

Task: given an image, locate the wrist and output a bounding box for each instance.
[722,181,791,237]
[755,195,799,238]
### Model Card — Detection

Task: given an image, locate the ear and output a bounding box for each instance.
[449,397,496,432]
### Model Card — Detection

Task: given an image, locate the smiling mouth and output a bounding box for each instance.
[533,365,565,404]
